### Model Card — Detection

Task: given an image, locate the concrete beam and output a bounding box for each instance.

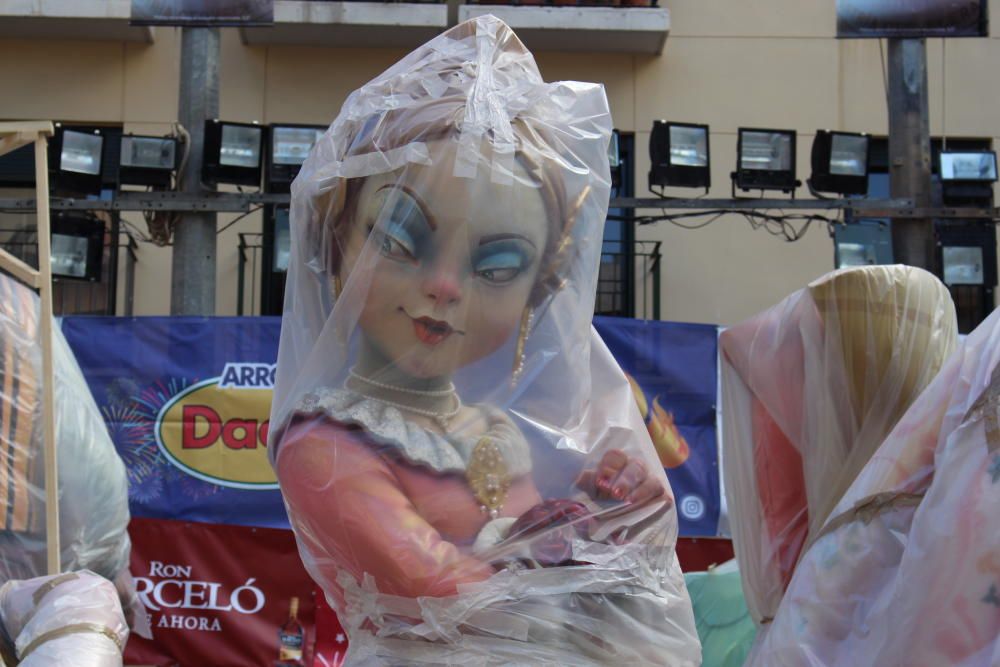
[0,0,154,42]
[240,0,449,49]
[459,5,669,54]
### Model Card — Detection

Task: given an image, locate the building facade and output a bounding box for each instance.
[1,0,998,326]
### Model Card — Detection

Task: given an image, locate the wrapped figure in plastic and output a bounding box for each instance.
[269,16,700,666]
[720,265,957,625]
[747,284,1000,666]
[0,271,140,663]
[0,571,129,666]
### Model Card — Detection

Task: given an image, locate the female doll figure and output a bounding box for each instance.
[270,16,699,666]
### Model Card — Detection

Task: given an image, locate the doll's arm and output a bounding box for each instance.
[277,421,494,599]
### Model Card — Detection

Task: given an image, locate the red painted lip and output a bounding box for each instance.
[412,316,453,346]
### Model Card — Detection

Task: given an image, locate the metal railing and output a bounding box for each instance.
[237,232,264,316]
[596,239,661,320]
[237,235,661,319]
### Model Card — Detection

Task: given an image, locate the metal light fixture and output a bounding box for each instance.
[266,124,324,193]
[49,124,106,195]
[809,130,870,195]
[733,127,799,194]
[942,246,985,285]
[648,121,710,191]
[119,134,179,188]
[50,213,104,282]
[202,119,264,187]
[936,221,997,287]
[939,150,998,182]
[833,220,893,269]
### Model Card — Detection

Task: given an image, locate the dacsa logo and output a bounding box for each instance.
[155,364,278,490]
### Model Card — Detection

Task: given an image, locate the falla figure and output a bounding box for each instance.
[269,16,700,666]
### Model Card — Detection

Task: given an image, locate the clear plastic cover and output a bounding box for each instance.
[0,570,127,666]
[720,265,957,623]
[0,274,137,624]
[269,16,699,666]
[748,291,1000,666]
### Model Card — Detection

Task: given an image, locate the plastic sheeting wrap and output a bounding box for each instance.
[269,16,699,666]
[747,294,1000,666]
[0,274,136,621]
[0,571,127,666]
[720,265,957,623]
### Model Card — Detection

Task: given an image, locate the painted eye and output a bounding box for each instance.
[475,250,526,284]
[368,188,429,263]
[478,267,520,283]
[377,224,416,260]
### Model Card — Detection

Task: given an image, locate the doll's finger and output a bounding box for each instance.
[574,470,598,496]
[626,477,665,505]
[610,459,647,500]
[595,449,628,494]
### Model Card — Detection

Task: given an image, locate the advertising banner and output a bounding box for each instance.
[837,0,988,38]
[61,317,288,529]
[131,0,273,26]
[62,316,722,538]
[593,317,721,536]
[124,517,326,666]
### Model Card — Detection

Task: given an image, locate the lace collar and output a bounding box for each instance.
[294,387,532,477]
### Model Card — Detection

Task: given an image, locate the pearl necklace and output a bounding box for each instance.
[347,368,462,430]
[348,368,456,397]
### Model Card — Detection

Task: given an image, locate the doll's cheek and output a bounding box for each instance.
[479,321,517,355]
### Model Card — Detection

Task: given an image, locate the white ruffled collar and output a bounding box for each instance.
[294,387,532,477]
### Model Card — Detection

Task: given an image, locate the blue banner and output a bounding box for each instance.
[62,317,287,528]
[594,317,720,536]
[63,316,720,536]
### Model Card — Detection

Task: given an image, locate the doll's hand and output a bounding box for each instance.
[509,499,593,566]
[576,449,669,507]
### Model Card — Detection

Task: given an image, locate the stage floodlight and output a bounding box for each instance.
[833,220,892,269]
[49,124,106,195]
[119,135,178,188]
[266,124,324,193]
[50,213,104,282]
[733,127,798,193]
[942,245,985,285]
[940,150,998,182]
[202,119,264,187]
[648,121,710,190]
[809,130,870,195]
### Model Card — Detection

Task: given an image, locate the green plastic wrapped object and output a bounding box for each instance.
[684,560,756,667]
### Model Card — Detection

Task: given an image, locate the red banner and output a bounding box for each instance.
[125,517,321,666]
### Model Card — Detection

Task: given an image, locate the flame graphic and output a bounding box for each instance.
[625,372,691,469]
[648,396,690,468]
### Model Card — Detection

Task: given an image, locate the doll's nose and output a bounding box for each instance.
[421,268,462,307]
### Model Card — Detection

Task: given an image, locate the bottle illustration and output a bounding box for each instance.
[275,596,305,666]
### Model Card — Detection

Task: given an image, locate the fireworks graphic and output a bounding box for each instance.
[103,376,221,504]
[102,401,162,503]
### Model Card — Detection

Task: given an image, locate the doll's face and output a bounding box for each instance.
[341,141,550,378]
